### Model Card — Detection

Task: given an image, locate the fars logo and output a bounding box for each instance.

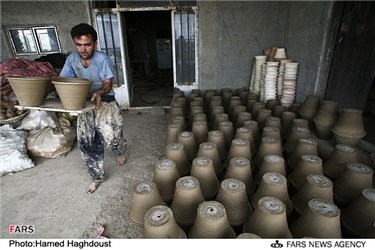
[9,225,35,234]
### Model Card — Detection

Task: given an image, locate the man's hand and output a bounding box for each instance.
[91,90,103,109]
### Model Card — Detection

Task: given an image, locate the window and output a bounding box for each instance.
[6,26,61,55]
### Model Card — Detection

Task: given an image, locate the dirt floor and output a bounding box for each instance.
[1,107,168,239]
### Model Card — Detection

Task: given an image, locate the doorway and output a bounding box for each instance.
[124,11,174,107]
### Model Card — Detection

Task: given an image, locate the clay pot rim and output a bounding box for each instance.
[7,76,51,81]
[52,77,92,85]
[331,129,367,138]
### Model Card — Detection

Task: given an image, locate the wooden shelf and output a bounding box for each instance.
[15,98,95,116]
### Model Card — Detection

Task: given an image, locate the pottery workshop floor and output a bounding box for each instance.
[1,106,375,239]
[0,107,168,239]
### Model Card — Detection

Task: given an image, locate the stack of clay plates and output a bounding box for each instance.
[280,62,299,108]
[277,59,293,98]
[262,61,279,102]
[250,55,267,95]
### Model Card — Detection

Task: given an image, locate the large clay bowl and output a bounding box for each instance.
[7,76,51,106]
[52,77,91,110]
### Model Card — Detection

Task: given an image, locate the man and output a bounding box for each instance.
[60,23,127,193]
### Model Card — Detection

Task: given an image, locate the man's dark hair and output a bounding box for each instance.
[70,23,97,42]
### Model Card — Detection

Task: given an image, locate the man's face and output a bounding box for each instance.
[73,34,96,60]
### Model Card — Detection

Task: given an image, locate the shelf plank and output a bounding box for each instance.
[15,98,95,116]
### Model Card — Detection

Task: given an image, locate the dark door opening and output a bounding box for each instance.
[124,11,174,107]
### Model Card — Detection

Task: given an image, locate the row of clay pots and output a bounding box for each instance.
[131,89,371,238]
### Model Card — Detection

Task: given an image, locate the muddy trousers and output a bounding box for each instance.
[77,101,127,181]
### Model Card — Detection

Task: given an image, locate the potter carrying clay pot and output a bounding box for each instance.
[153,159,180,203]
[333,163,373,208]
[331,108,367,146]
[341,188,375,238]
[143,205,186,238]
[7,76,52,107]
[291,174,334,215]
[216,178,253,227]
[129,181,166,226]
[323,144,358,180]
[224,157,257,196]
[52,77,92,110]
[255,155,286,185]
[243,196,292,238]
[291,198,341,238]
[170,176,205,228]
[251,172,293,216]
[189,201,236,238]
[313,100,338,140]
[191,157,220,200]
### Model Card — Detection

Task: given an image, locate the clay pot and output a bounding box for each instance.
[189,106,204,126]
[196,142,224,175]
[234,127,256,156]
[256,109,272,131]
[298,95,320,129]
[204,90,216,108]
[251,102,266,120]
[284,127,311,155]
[153,159,180,203]
[218,121,235,148]
[313,100,338,140]
[53,78,92,110]
[143,205,186,238]
[246,99,258,113]
[207,130,228,161]
[332,108,367,146]
[290,103,301,114]
[281,111,296,138]
[291,198,341,238]
[265,99,281,112]
[251,172,293,216]
[239,91,249,106]
[292,118,309,129]
[170,115,186,131]
[228,96,242,117]
[191,121,208,146]
[165,143,191,176]
[164,123,182,146]
[255,155,286,185]
[216,178,253,227]
[291,174,334,215]
[129,181,166,226]
[243,120,261,149]
[231,105,247,126]
[225,138,252,170]
[289,155,324,191]
[209,105,225,128]
[255,137,283,168]
[170,176,205,228]
[222,91,233,112]
[224,157,257,196]
[236,111,252,128]
[323,144,358,180]
[287,138,318,170]
[264,117,282,131]
[341,188,375,237]
[189,201,236,238]
[7,76,52,107]
[261,126,281,141]
[177,131,198,161]
[191,157,220,200]
[192,113,207,124]
[272,105,288,118]
[213,113,229,130]
[169,107,184,122]
[333,163,373,208]
[243,196,292,238]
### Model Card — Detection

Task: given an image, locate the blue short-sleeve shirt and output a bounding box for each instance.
[60,50,115,96]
